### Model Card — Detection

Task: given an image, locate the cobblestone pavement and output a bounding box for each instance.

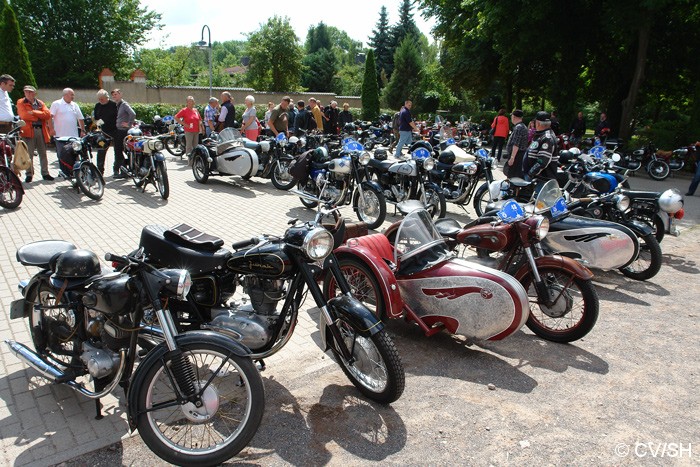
[0,150,698,466]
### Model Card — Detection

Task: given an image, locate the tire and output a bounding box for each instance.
[323,258,385,319]
[352,184,386,229]
[473,182,491,217]
[423,184,446,219]
[298,180,319,209]
[192,154,209,184]
[647,160,670,181]
[620,233,662,281]
[270,159,296,190]
[154,161,169,199]
[328,315,404,404]
[76,164,104,201]
[135,341,264,466]
[520,267,599,343]
[165,136,185,157]
[0,169,23,209]
[629,211,665,243]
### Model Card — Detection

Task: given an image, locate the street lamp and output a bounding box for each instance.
[197,25,212,98]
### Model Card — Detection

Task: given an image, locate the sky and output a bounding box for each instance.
[140,0,436,49]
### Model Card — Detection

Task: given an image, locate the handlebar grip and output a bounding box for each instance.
[231,237,259,250]
[105,252,128,264]
[104,253,113,262]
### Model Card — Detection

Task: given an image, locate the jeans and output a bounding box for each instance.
[394,131,413,158]
[492,136,505,161]
[113,129,128,174]
[687,162,700,195]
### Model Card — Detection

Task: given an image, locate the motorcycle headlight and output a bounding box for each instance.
[359,151,371,165]
[146,139,163,151]
[466,163,478,175]
[154,139,164,151]
[302,227,334,261]
[162,269,192,300]
[534,216,549,240]
[614,194,630,212]
[71,140,82,152]
[423,157,435,171]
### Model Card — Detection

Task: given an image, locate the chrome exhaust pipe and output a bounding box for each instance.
[289,189,321,203]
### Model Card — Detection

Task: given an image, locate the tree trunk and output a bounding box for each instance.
[619,11,652,141]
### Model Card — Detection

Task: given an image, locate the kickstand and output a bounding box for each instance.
[458,203,469,214]
[255,359,266,372]
[94,398,103,420]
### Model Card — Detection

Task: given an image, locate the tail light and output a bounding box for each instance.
[674,208,685,220]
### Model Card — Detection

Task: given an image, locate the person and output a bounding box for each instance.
[503,109,528,179]
[490,108,509,164]
[338,103,353,127]
[388,108,401,151]
[527,120,536,143]
[175,96,203,165]
[550,110,561,135]
[569,111,586,147]
[16,85,53,182]
[294,100,309,136]
[685,142,700,196]
[394,99,418,158]
[594,112,611,142]
[93,89,118,175]
[241,95,260,141]
[0,74,15,134]
[218,92,236,130]
[287,100,298,135]
[109,89,136,178]
[267,96,291,137]
[308,98,324,132]
[324,101,339,135]
[523,111,559,182]
[203,97,219,137]
[49,88,85,174]
[263,102,274,128]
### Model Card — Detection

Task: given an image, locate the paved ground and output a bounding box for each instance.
[0,150,698,466]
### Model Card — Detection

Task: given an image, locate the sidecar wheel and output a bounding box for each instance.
[352,184,386,229]
[620,233,662,280]
[270,159,296,190]
[192,154,209,184]
[323,258,385,318]
[521,268,599,343]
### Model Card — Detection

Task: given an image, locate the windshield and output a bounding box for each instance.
[394,210,451,275]
[218,127,242,143]
[534,179,568,216]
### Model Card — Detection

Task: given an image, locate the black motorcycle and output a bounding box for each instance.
[57,128,110,201]
[7,241,264,465]
[122,206,405,403]
[122,129,170,199]
[0,120,25,209]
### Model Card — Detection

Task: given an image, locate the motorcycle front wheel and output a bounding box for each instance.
[76,163,104,201]
[154,161,169,199]
[423,184,447,219]
[192,154,210,184]
[620,233,662,280]
[165,136,185,157]
[135,341,264,466]
[0,168,23,209]
[520,268,599,343]
[328,315,404,404]
[352,183,386,229]
[270,159,296,190]
[647,160,670,181]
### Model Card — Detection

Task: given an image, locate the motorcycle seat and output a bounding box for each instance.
[16,240,77,269]
[434,218,461,238]
[139,225,229,272]
[508,177,531,187]
[368,159,394,172]
[621,190,659,200]
[310,160,330,170]
[164,223,225,252]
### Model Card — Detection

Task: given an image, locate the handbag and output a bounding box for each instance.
[489,117,498,136]
[13,139,32,171]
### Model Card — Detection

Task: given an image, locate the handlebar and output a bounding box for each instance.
[231,237,260,250]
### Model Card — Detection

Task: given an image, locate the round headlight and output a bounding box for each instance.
[535,216,549,240]
[359,151,371,165]
[154,140,164,151]
[466,163,478,175]
[614,194,630,212]
[71,140,82,152]
[302,227,334,260]
[423,157,435,171]
[176,270,192,299]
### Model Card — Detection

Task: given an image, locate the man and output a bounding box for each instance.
[308,98,323,132]
[287,100,298,135]
[685,142,700,196]
[49,88,85,174]
[218,92,236,130]
[93,89,118,175]
[204,97,219,136]
[0,74,16,134]
[394,99,418,158]
[294,100,308,137]
[569,111,586,147]
[550,110,560,135]
[267,96,291,137]
[110,89,135,178]
[324,101,339,135]
[16,85,53,182]
[503,109,528,179]
[594,112,611,142]
[523,111,559,182]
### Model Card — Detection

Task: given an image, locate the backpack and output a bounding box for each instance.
[392,112,400,131]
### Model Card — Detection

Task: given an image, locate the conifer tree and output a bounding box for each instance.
[361,49,380,120]
[382,37,423,111]
[368,6,392,88]
[0,3,36,101]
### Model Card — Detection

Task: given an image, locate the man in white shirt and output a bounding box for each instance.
[49,88,85,169]
[0,74,16,134]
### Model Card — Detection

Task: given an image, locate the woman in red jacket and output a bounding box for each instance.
[491,108,509,164]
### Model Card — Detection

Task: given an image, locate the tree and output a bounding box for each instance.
[306,22,332,53]
[382,37,423,111]
[13,0,161,87]
[361,49,380,120]
[368,6,392,88]
[245,16,303,92]
[385,0,421,79]
[0,3,35,100]
[301,49,338,92]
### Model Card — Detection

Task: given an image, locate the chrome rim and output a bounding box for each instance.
[358,191,380,224]
[336,320,388,392]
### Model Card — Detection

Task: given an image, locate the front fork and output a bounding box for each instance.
[524,246,551,304]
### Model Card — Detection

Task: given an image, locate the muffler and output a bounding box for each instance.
[5,340,70,383]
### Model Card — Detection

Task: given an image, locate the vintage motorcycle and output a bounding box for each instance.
[7,241,264,465]
[56,122,110,201]
[0,119,25,209]
[120,206,405,403]
[122,129,170,199]
[324,209,531,342]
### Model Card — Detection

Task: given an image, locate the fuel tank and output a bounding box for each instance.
[455,222,515,252]
[227,242,294,278]
[388,160,417,176]
[328,156,351,174]
[396,258,529,340]
[85,272,137,316]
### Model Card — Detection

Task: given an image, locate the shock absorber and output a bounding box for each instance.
[168,350,197,399]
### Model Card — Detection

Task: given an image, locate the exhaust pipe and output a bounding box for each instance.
[289,189,321,203]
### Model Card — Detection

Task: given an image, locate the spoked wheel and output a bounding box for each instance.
[352,184,386,229]
[76,164,104,200]
[473,182,492,217]
[154,161,169,199]
[192,154,209,184]
[0,169,23,209]
[423,184,446,219]
[520,268,599,343]
[647,160,670,181]
[270,159,296,190]
[165,136,185,157]
[629,212,666,243]
[298,180,319,209]
[323,258,384,318]
[620,233,662,280]
[328,315,404,404]
[135,341,264,466]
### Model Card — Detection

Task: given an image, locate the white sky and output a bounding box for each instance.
[140,0,436,49]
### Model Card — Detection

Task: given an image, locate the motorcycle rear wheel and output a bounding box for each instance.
[629,211,665,243]
[620,233,662,280]
[154,161,169,199]
[135,341,264,466]
[270,159,296,190]
[76,164,104,201]
[165,136,185,157]
[0,169,23,209]
[352,184,386,230]
[647,160,670,181]
[192,154,209,184]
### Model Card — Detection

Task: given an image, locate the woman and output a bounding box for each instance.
[241,95,260,141]
[490,108,509,163]
[527,120,536,143]
[263,102,274,128]
[175,95,203,165]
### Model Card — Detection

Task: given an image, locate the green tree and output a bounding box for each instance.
[335,63,364,96]
[245,16,303,92]
[326,26,363,67]
[0,3,35,100]
[368,6,392,88]
[301,49,338,92]
[382,37,423,111]
[361,49,380,120]
[386,0,421,79]
[134,47,194,87]
[305,22,332,53]
[13,0,160,87]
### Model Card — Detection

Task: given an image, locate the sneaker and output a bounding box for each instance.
[42,174,54,181]
[24,175,32,183]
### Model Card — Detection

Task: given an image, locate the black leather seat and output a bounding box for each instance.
[509,177,532,187]
[163,223,224,252]
[16,240,77,269]
[368,159,395,172]
[139,225,230,273]
[621,189,660,200]
[434,218,461,238]
[310,160,330,170]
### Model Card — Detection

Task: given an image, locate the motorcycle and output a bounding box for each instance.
[7,241,264,465]
[122,129,170,199]
[191,129,297,190]
[291,139,387,229]
[56,121,110,201]
[121,205,405,403]
[631,142,671,181]
[0,119,25,209]
[324,208,531,342]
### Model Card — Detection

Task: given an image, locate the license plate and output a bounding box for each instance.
[10,298,29,320]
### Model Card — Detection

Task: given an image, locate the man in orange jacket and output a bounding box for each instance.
[16,85,54,182]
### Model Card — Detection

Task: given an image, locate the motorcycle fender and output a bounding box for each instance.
[126,330,251,430]
[0,166,25,194]
[319,295,384,351]
[9,274,48,319]
[623,218,654,237]
[334,246,404,318]
[513,254,594,282]
[360,180,382,195]
[154,152,166,162]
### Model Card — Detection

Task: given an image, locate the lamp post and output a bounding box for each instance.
[197,25,212,97]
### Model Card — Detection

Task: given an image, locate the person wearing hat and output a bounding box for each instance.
[503,109,528,179]
[523,111,559,182]
[16,85,54,182]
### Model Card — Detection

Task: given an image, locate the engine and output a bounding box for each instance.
[80,341,121,379]
[241,276,285,315]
